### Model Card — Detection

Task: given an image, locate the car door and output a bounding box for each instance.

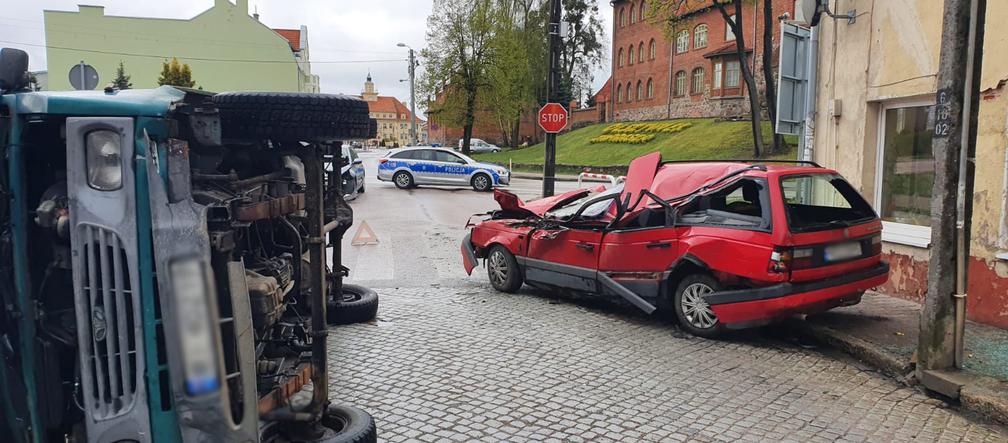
[409,149,437,184]
[433,150,470,184]
[525,226,603,293]
[598,208,680,302]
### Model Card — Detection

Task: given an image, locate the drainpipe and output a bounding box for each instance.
[953,0,983,369]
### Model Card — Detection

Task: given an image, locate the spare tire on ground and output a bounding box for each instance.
[320,404,377,443]
[212,92,376,142]
[327,283,379,325]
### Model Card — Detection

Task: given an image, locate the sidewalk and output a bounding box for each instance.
[786,291,1008,425]
[510,171,582,182]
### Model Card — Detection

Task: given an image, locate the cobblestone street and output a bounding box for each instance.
[327,282,1008,442]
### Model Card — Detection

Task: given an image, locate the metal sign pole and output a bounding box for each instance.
[542,0,561,198]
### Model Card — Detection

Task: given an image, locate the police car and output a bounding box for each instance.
[377,146,510,192]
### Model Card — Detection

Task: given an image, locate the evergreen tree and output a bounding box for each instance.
[157,57,196,88]
[112,61,132,90]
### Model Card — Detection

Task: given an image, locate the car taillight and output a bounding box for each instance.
[768,246,815,273]
[379,158,389,164]
[870,234,882,255]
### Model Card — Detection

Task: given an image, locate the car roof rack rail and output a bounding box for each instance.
[660,159,822,168]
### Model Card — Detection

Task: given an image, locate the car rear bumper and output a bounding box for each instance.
[705,262,890,329]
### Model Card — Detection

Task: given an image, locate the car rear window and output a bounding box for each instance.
[780,174,876,232]
[390,150,413,160]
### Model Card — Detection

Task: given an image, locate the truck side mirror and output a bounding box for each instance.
[0,48,28,92]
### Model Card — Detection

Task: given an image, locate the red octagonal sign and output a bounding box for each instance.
[538,103,569,133]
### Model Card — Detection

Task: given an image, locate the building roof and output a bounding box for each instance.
[364,95,426,123]
[594,77,612,103]
[703,42,753,59]
[273,28,301,51]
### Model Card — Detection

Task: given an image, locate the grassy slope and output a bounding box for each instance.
[473,118,796,168]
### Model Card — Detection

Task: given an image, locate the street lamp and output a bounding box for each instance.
[397,42,418,146]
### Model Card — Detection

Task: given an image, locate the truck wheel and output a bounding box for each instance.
[320,404,377,443]
[673,274,726,339]
[212,92,376,141]
[471,173,492,192]
[327,284,379,325]
[393,171,414,189]
[487,245,523,293]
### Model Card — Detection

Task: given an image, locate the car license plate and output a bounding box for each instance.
[824,242,863,262]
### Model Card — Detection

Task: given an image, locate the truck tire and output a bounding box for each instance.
[320,404,377,443]
[327,284,379,325]
[212,92,376,141]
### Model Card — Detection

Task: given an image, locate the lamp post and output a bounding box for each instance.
[397,43,419,146]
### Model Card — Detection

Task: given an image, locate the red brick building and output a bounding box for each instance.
[608,0,794,122]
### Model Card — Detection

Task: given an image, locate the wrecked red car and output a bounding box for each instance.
[461,152,889,338]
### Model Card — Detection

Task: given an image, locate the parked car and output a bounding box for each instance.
[340,144,366,199]
[460,152,888,338]
[457,138,501,153]
[377,146,509,192]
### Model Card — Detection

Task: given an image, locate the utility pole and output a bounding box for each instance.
[542,0,561,197]
[398,43,419,145]
[919,0,985,374]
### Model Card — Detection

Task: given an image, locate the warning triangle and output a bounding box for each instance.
[351,220,379,246]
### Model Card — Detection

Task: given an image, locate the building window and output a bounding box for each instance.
[630,5,636,24]
[636,80,642,100]
[628,45,635,64]
[691,67,705,94]
[647,78,654,98]
[725,60,740,88]
[674,71,687,97]
[626,82,633,102]
[619,8,625,27]
[618,48,624,67]
[639,0,647,21]
[713,62,722,89]
[676,30,689,53]
[694,24,708,48]
[616,84,623,103]
[649,39,656,60]
[875,100,936,246]
[638,42,644,63]
[725,13,738,41]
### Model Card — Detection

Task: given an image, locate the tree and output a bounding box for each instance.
[761,0,783,153]
[558,0,606,103]
[112,61,132,90]
[650,0,765,157]
[420,0,496,155]
[157,57,195,88]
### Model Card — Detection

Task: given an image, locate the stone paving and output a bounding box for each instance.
[328,282,1008,442]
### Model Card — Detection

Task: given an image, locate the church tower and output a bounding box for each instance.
[362,72,378,101]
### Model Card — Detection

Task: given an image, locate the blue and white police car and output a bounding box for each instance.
[377,146,510,192]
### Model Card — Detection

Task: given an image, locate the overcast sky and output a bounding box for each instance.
[0,0,612,114]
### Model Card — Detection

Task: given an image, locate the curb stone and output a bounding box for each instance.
[783,317,1008,426]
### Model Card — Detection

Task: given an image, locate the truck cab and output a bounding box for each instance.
[0,48,377,442]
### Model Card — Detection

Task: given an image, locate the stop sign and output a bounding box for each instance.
[538,103,569,133]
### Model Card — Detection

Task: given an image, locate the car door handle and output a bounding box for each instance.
[575,242,594,251]
[646,241,672,249]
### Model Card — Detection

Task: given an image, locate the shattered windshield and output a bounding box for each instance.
[547,184,624,219]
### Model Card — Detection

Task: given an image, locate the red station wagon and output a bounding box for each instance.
[460,152,889,338]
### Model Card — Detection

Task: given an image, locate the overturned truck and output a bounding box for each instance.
[0,48,379,442]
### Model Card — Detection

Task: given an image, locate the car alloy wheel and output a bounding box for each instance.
[472,174,490,192]
[488,249,508,287]
[680,282,718,329]
[394,171,413,189]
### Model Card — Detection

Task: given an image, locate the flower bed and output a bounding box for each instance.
[588,134,656,144]
[601,121,693,135]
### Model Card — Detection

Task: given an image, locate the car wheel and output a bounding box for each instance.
[358,179,365,193]
[487,245,523,293]
[326,284,379,325]
[319,404,377,443]
[212,92,375,141]
[471,173,492,192]
[393,171,414,189]
[673,274,726,338]
[492,148,500,153]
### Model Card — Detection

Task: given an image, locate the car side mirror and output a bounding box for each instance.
[353,158,363,165]
[0,48,29,92]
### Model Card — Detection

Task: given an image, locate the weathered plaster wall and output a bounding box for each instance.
[813,0,1008,328]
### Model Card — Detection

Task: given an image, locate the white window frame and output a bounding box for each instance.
[725,14,738,41]
[713,62,722,89]
[676,30,689,53]
[694,24,708,49]
[725,60,740,88]
[874,96,936,248]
